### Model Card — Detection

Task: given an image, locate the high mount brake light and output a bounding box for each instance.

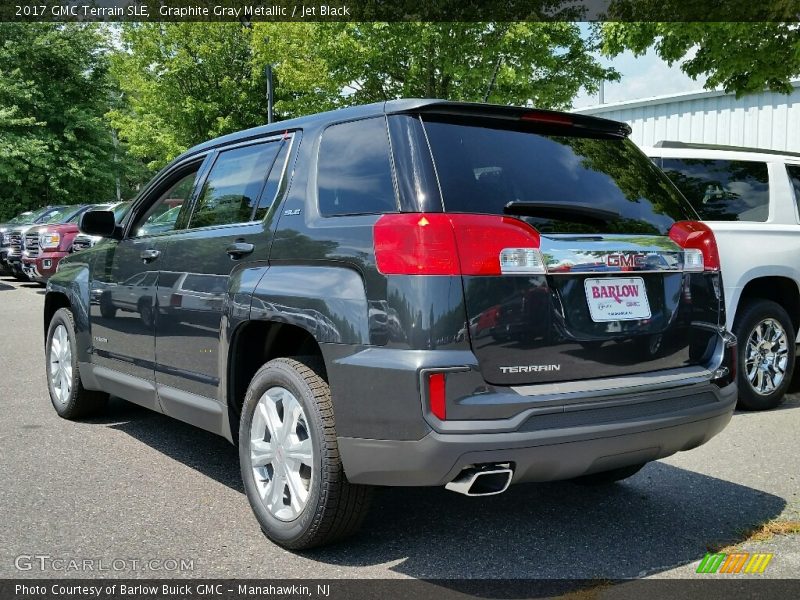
[520,112,573,126]
[373,213,544,276]
[668,221,721,272]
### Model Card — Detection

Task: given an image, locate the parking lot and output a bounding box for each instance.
[1,275,798,580]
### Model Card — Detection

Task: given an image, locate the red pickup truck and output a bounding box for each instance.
[21,203,117,283]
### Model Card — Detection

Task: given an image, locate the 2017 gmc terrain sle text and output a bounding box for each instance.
[43,100,737,549]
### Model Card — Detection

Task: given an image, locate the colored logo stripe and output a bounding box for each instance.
[696,552,773,574]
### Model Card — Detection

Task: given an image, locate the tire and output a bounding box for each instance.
[138,299,154,328]
[45,308,108,419]
[12,269,28,282]
[734,299,796,411]
[99,294,116,319]
[239,357,372,550]
[571,463,646,485]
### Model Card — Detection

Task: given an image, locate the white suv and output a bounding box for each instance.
[645,141,800,410]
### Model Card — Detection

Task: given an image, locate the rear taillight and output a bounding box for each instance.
[427,372,446,420]
[374,213,544,276]
[170,293,182,307]
[669,221,721,272]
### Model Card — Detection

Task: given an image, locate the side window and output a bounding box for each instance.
[786,165,800,220]
[190,143,279,229]
[134,168,200,238]
[317,117,397,216]
[660,158,770,222]
[254,140,291,221]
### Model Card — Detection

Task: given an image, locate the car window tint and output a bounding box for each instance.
[254,140,291,221]
[786,165,800,220]
[660,158,770,222]
[190,144,277,229]
[159,271,182,289]
[142,272,158,286]
[318,117,397,216]
[423,118,694,235]
[134,169,199,237]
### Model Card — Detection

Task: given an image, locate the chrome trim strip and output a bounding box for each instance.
[511,365,713,398]
[539,234,687,274]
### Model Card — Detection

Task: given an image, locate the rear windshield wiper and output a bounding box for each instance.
[503,201,621,225]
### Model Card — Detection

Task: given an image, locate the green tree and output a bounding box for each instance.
[600,20,800,96]
[110,22,617,168]
[300,22,617,108]
[0,23,127,220]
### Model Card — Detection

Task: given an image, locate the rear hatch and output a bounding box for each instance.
[420,112,724,386]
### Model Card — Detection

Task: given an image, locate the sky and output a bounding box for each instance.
[571,46,709,109]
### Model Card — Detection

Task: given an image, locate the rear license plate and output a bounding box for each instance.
[584,277,651,322]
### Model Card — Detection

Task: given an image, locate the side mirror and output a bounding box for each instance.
[79,210,118,238]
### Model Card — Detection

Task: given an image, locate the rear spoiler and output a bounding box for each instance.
[394,101,632,138]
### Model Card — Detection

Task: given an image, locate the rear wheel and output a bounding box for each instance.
[99,293,116,319]
[138,299,154,328]
[45,308,108,419]
[239,357,372,550]
[571,463,646,485]
[734,299,795,411]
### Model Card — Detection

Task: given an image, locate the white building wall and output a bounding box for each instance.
[573,82,800,152]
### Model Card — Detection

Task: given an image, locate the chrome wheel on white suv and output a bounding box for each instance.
[745,318,789,395]
[734,299,796,410]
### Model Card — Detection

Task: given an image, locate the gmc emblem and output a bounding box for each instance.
[606,253,646,268]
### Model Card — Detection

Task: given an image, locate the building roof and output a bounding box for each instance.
[573,80,800,116]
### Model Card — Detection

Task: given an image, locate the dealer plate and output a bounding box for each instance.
[583,277,651,322]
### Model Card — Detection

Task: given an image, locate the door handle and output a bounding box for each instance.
[140,249,161,263]
[226,242,254,259]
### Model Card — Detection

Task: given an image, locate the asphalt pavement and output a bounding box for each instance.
[1,276,798,580]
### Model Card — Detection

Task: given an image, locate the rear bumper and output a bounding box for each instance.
[339,380,736,486]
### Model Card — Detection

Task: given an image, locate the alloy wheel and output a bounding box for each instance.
[745,318,789,395]
[49,324,73,404]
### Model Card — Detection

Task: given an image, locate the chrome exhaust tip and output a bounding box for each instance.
[445,464,513,496]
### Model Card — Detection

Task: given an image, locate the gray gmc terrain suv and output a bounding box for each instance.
[44,100,737,549]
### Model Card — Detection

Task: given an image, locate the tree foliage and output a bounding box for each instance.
[0,23,136,220]
[279,22,616,108]
[111,22,617,168]
[600,21,800,96]
[2,21,617,219]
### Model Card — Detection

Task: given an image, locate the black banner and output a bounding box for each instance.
[2,0,800,22]
[3,579,800,600]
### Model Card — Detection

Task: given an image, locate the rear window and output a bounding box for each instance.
[422,118,693,235]
[659,158,770,222]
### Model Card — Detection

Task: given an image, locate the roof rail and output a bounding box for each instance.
[653,140,800,158]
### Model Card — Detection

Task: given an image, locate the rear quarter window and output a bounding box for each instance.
[786,164,800,220]
[422,118,694,235]
[660,158,770,222]
[317,117,397,217]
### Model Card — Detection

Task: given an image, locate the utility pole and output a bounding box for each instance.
[239,19,274,124]
[265,64,274,124]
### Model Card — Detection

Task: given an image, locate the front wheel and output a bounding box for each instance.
[45,308,108,419]
[239,357,372,550]
[734,299,796,411]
